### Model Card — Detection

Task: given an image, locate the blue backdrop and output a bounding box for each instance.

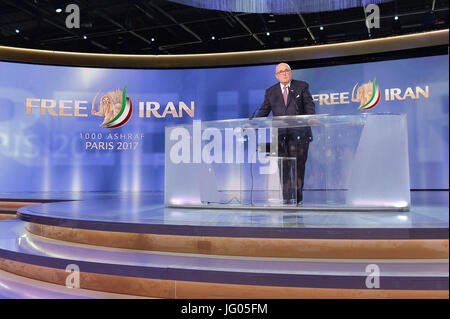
[294,54,449,189]
[0,54,448,192]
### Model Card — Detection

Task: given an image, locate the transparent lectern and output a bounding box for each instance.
[165,113,410,211]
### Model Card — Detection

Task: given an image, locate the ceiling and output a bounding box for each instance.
[0,0,448,55]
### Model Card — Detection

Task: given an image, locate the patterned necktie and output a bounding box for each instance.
[283,85,288,106]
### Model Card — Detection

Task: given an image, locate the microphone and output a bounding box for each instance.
[249,106,259,120]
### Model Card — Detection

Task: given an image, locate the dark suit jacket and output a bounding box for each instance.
[256,79,315,143]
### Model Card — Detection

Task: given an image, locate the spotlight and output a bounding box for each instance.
[266,32,270,36]
[56,8,62,13]
[211,36,215,40]
[15,29,20,34]
[151,37,155,42]
[320,26,324,30]
[83,35,87,40]
[394,16,399,20]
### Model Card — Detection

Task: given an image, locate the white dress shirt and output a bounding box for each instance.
[280,82,291,94]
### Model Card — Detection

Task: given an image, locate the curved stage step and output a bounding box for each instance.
[0,268,146,299]
[16,194,449,259]
[0,219,448,298]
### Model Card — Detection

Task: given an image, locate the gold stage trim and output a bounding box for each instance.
[0,214,16,221]
[0,201,41,211]
[27,223,449,259]
[0,258,447,299]
[0,201,41,220]
[0,30,448,68]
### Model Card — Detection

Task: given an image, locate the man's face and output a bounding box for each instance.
[275,64,292,85]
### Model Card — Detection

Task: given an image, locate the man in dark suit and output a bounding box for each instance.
[256,63,315,205]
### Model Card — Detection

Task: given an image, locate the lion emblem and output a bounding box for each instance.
[351,78,381,110]
[91,88,123,126]
[351,80,374,108]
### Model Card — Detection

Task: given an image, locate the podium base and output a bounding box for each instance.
[167,203,409,211]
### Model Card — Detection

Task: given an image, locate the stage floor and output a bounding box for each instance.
[0,190,448,298]
[11,191,448,239]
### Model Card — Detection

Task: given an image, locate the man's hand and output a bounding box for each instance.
[242,122,254,129]
[307,118,321,125]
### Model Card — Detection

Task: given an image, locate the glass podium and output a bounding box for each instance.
[164,113,410,211]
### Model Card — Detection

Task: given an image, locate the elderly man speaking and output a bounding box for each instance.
[256,63,316,205]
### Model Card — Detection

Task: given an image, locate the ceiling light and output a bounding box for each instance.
[15,29,20,33]
[211,36,215,40]
[56,8,62,13]
[394,16,399,20]
[151,37,155,42]
[320,26,324,30]
[83,35,87,40]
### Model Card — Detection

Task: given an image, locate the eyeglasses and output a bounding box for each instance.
[276,69,291,75]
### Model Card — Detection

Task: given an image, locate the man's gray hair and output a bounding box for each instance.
[277,62,291,70]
